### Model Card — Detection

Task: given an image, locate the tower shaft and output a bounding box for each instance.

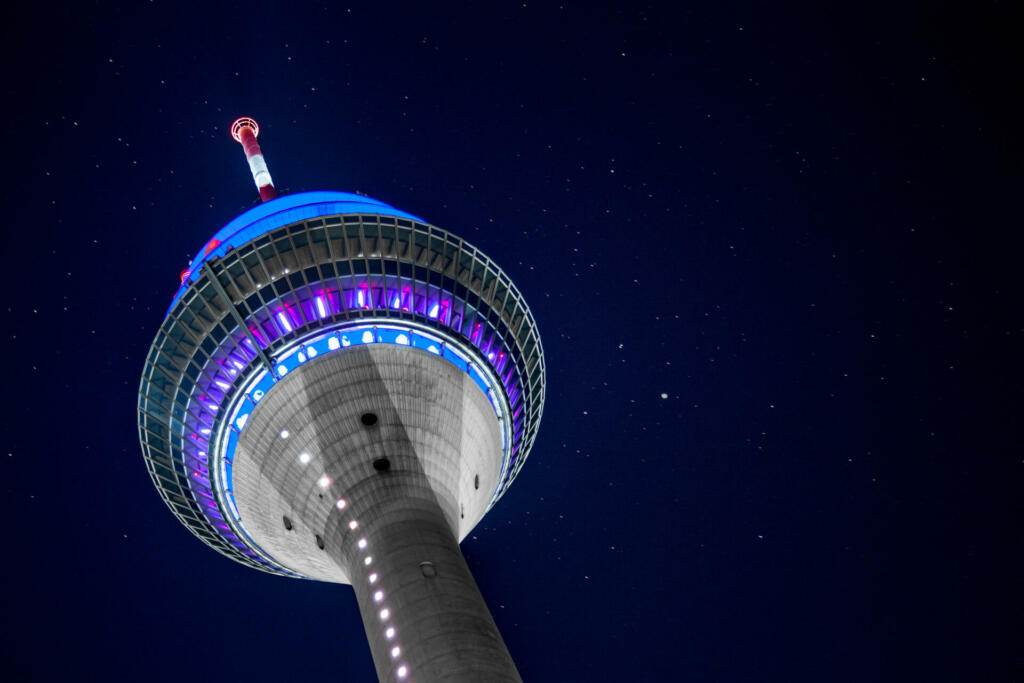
[232,345,520,681]
[347,493,520,681]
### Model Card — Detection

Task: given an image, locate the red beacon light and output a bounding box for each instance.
[230,117,277,202]
[180,269,191,284]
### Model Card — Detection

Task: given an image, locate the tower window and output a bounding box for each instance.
[373,457,391,472]
[474,474,480,490]
[360,412,378,426]
[283,516,293,531]
[315,534,325,550]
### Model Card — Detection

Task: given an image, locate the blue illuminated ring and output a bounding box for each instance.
[208,320,513,574]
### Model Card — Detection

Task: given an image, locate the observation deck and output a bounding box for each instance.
[137,191,545,577]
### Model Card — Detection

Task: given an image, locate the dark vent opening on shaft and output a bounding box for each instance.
[420,561,437,578]
[373,457,391,472]
[360,412,378,426]
[315,534,325,550]
[474,474,480,490]
[283,516,293,530]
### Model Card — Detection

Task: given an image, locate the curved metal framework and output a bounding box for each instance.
[138,193,545,575]
[230,117,259,142]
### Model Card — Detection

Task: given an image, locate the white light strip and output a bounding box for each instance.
[247,153,273,189]
[343,511,410,681]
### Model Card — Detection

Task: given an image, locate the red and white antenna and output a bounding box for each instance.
[230,117,278,202]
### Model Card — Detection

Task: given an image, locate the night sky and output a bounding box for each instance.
[2,2,1020,681]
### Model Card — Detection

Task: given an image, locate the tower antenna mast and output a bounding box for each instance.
[231,117,277,202]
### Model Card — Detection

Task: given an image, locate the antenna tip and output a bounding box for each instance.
[230,117,259,142]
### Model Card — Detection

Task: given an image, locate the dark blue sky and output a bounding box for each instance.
[2,2,1020,681]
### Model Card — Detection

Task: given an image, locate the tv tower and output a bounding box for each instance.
[138,118,544,682]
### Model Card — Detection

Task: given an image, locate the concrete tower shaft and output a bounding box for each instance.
[233,344,519,680]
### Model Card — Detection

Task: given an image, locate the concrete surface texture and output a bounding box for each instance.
[233,343,521,681]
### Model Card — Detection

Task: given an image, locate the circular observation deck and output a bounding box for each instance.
[138,192,545,576]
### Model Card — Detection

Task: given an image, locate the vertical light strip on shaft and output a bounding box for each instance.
[231,117,278,202]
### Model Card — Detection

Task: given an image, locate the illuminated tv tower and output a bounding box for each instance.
[138,118,544,682]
